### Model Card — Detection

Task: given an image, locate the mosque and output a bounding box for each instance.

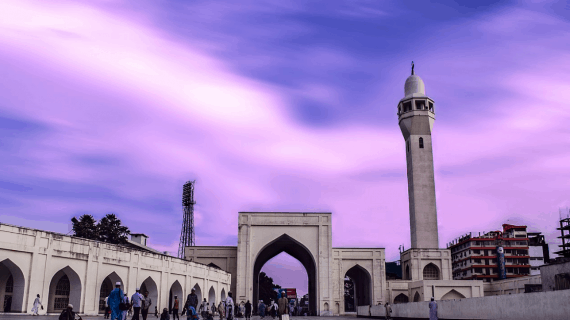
[0,68,484,316]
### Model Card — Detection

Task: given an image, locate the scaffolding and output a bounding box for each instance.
[555,207,570,258]
[178,180,196,259]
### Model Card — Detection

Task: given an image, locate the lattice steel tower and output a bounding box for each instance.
[178,180,196,258]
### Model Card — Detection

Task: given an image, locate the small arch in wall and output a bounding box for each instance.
[393,293,408,304]
[220,288,226,302]
[208,286,216,305]
[413,292,420,302]
[441,289,465,300]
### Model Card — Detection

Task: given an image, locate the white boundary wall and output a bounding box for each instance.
[0,223,231,315]
[358,289,570,319]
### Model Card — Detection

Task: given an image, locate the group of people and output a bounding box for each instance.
[105,282,154,320]
[257,291,291,320]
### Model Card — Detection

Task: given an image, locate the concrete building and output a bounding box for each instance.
[528,232,549,275]
[448,224,531,282]
[0,223,231,315]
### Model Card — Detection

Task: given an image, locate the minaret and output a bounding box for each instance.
[397,63,439,249]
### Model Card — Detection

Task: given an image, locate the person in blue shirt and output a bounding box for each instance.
[108,282,124,320]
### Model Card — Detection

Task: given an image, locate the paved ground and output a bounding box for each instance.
[0,316,356,320]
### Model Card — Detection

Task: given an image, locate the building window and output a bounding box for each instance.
[54,275,70,311]
[403,102,412,112]
[419,137,424,148]
[429,102,434,112]
[406,140,410,153]
[415,100,426,110]
[423,263,440,280]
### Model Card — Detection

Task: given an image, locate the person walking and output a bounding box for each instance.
[108,282,125,320]
[210,301,217,317]
[142,291,152,320]
[225,292,234,320]
[104,296,111,319]
[172,295,180,320]
[199,298,207,319]
[218,301,225,319]
[428,297,438,320]
[131,288,144,320]
[154,306,159,318]
[277,292,288,320]
[122,292,130,320]
[384,302,392,320]
[258,300,265,319]
[183,288,198,315]
[31,294,43,316]
[244,300,252,320]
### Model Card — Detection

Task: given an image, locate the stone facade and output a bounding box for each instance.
[0,223,231,315]
[185,212,386,316]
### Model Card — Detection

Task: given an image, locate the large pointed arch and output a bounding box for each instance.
[0,259,25,312]
[220,288,226,302]
[208,286,216,305]
[99,272,124,314]
[140,276,158,313]
[47,266,82,313]
[344,264,371,310]
[252,234,317,315]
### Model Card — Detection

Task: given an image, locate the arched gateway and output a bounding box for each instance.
[186,212,385,316]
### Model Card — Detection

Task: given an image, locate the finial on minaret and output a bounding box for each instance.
[411,61,415,75]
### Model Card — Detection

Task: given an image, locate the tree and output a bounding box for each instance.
[71,214,98,240]
[97,213,131,245]
[258,272,281,304]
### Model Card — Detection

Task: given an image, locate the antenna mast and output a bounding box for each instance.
[178,180,196,258]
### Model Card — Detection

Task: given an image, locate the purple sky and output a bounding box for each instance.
[1,0,570,296]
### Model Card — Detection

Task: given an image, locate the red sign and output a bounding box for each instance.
[285,288,297,299]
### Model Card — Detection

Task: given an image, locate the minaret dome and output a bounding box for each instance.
[404,74,426,97]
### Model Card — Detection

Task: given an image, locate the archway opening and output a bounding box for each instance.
[208,286,216,305]
[0,259,25,313]
[393,293,408,304]
[344,265,371,312]
[99,272,123,314]
[48,267,81,313]
[253,234,315,315]
[168,281,183,312]
[140,277,158,312]
[259,251,308,315]
[405,265,410,280]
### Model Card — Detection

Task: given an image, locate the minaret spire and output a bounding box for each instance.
[411,61,415,75]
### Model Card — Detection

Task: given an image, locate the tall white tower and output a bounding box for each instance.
[398,64,438,249]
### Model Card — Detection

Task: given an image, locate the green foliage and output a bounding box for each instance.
[258,272,281,304]
[71,213,130,245]
[98,213,131,245]
[71,214,98,240]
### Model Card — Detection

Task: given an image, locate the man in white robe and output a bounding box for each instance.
[31,294,42,316]
[225,292,234,320]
